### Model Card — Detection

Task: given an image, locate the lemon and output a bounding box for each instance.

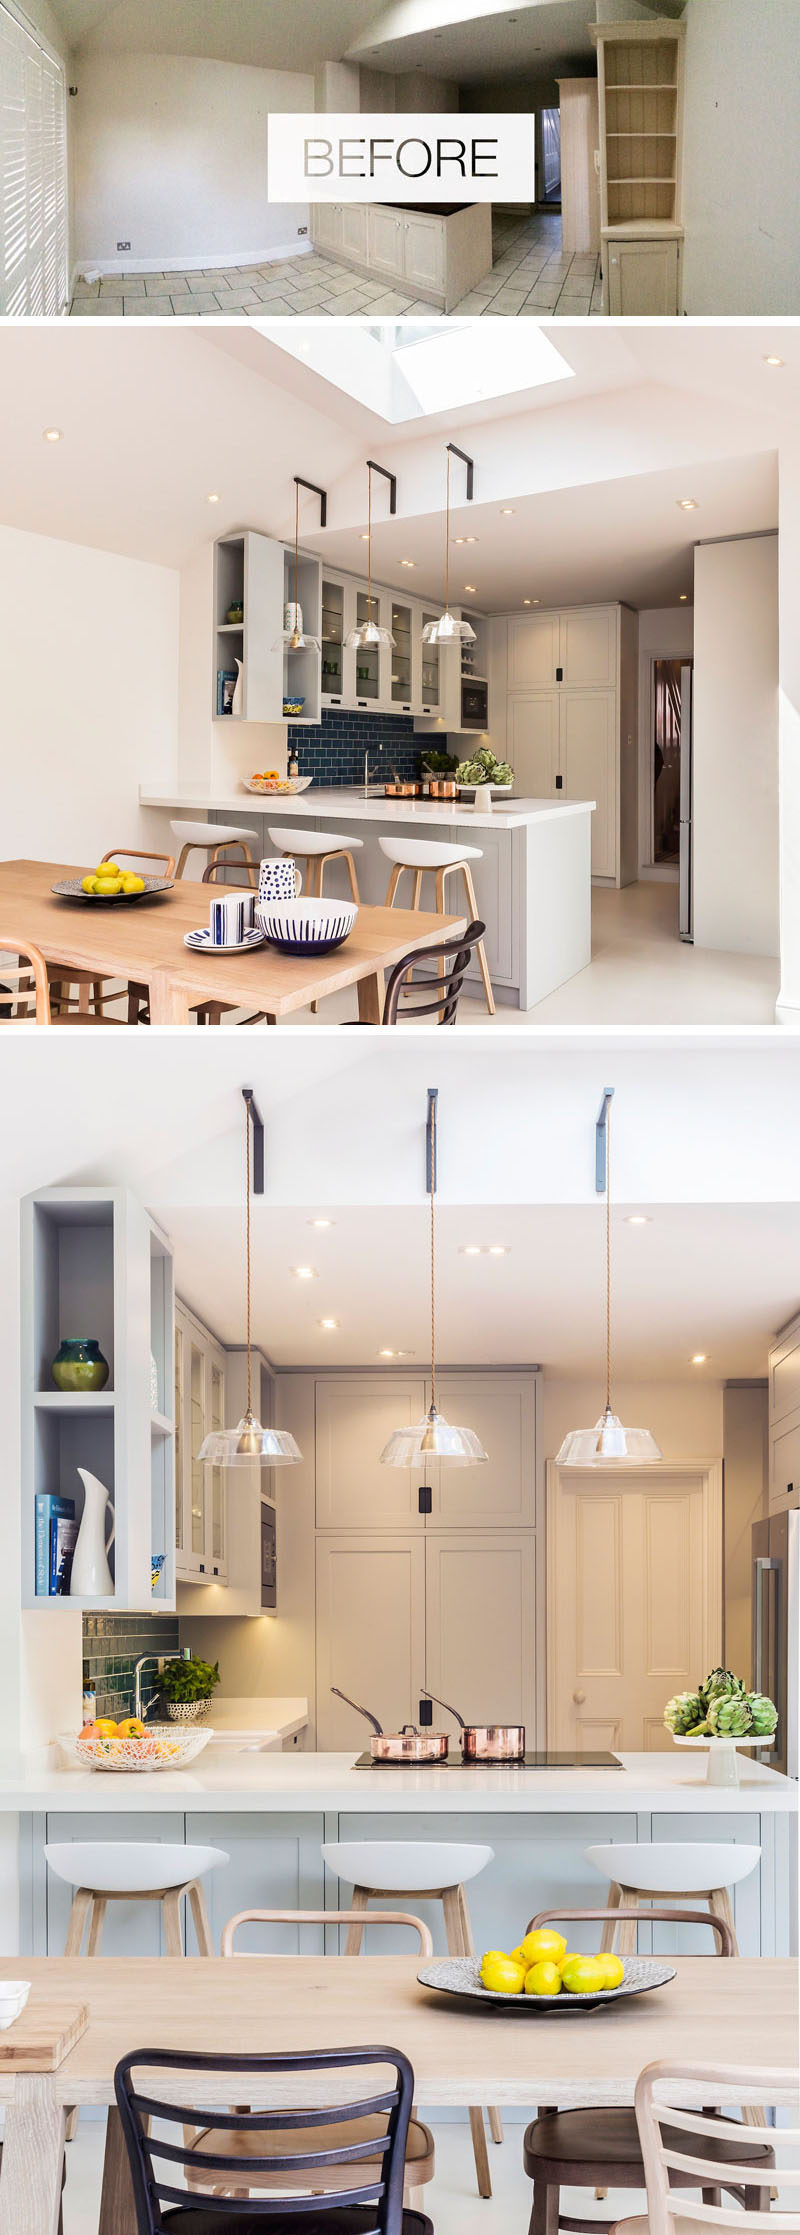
[99,861,121,876]
[561,1956,606,1995]
[121,874,145,894]
[81,875,97,894]
[594,1954,624,1990]
[479,1952,526,1995]
[516,1928,567,1968]
[94,877,123,895]
[524,1961,562,1997]
[556,1949,582,1974]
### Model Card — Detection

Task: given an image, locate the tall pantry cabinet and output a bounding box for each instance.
[487,603,638,885]
[312,1372,543,1748]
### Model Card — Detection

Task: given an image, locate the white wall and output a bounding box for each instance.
[682,0,800,314]
[543,1378,723,1467]
[777,430,800,1021]
[637,605,694,873]
[72,53,313,272]
[0,522,179,864]
[692,534,779,958]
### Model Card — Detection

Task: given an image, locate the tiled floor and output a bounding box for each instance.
[68,212,602,318]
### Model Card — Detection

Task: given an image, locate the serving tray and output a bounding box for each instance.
[417,1954,675,2014]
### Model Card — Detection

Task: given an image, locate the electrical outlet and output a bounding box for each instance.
[297,225,308,236]
[116,240,131,252]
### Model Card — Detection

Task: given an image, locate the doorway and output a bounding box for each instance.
[546,1461,722,1750]
[652,657,682,866]
[538,107,562,206]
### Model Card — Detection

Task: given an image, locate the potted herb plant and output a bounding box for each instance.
[160,1655,221,1722]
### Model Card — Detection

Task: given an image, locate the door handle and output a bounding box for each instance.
[573,1689,586,1704]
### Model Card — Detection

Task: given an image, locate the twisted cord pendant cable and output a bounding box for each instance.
[605,1098,612,1415]
[245,1103,252,1419]
[367,465,373,617]
[430,1097,437,1414]
[444,448,451,613]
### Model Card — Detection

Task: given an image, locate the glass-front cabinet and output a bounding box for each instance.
[175,1300,228,1585]
[353,589,381,703]
[321,579,345,705]
[390,601,414,710]
[421,617,441,713]
[319,572,445,713]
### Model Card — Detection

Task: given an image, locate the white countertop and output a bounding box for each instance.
[140,786,595,835]
[3,1750,795,1815]
[197,1696,308,1747]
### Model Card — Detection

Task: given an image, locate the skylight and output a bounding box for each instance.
[257,321,573,423]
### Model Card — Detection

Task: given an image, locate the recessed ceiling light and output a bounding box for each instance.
[500,507,515,516]
[318,1317,340,1330]
[625,1215,652,1225]
[400,558,416,568]
[464,535,478,544]
[460,1244,510,1256]
[464,583,477,593]
[207,492,221,504]
[523,599,531,606]
[291,1265,318,1280]
[764,355,784,367]
[678,498,698,511]
[691,1353,707,1365]
[360,532,369,541]
[488,1245,510,1257]
[680,594,688,602]
[43,427,63,442]
[308,1217,334,1229]
[461,1245,483,1257]
[377,1347,415,1359]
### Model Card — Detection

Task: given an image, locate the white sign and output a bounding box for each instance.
[267,113,535,205]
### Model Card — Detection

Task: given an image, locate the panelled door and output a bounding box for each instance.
[560,689,616,876]
[315,1378,427,1529]
[426,1375,536,1527]
[316,1535,426,1749]
[547,1464,721,1751]
[507,613,561,689]
[508,691,560,799]
[425,1531,536,1728]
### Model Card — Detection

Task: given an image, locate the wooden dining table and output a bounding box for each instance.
[0,1954,793,2235]
[0,862,468,1025]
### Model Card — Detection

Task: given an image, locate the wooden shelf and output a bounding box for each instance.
[609,177,677,186]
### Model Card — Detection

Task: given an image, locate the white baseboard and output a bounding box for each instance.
[71,238,312,281]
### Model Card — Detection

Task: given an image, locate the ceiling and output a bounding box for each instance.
[49,0,381,73]
[348,0,601,82]
[0,322,790,607]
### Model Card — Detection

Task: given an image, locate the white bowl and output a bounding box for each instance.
[0,1982,30,2027]
[256,898,358,955]
[244,776,313,795]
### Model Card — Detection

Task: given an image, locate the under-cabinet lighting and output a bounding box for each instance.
[680,594,688,602]
[291,1266,319,1280]
[43,427,63,442]
[460,1244,510,1256]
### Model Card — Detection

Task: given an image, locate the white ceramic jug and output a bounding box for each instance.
[71,1469,115,1597]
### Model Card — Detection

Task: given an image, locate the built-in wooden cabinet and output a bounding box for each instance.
[310,202,492,312]
[497,602,638,885]
[768,1314,800,1515]
[174,1300,227,1586]
[317,1534,427,1747]
[21,1188,175,1612]
[315,1372,537,1532]
[557,76,601,256]
[590,17,686,317]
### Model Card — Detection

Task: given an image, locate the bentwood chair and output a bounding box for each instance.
[381,918,487,1024]
[114,2043,433,2235]
[184,1909,434,2210]
[0,939,121,1025]
[521,1908,774,2235]
[616,2061,799,2235]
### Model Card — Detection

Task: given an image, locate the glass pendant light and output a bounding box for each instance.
[556,1095,662,1469]
[345,463,396,652]
[422,447,477,648]
[273,480,321,654]
[381,1092,487,1468]
[199,1097,301,1469]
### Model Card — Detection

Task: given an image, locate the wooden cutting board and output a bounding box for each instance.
[0,2000,88,2070]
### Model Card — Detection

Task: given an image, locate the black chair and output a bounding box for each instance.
[114,2043,434,2235]
[380,919,487,1025]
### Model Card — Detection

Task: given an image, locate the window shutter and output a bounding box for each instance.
[0,2,67,315]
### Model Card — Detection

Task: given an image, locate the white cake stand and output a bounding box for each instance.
[672,1734,774,1788]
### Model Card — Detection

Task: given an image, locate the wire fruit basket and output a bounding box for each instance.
[74,1725,212,1772]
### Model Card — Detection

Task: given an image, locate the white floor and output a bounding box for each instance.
[271,879,781,1030]
[63,2112,636,2232]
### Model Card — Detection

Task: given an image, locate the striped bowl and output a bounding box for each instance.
[256,897,358,957]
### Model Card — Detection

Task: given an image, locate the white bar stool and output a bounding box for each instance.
[322,1837,501,2197]
[45,1840,229,1958]
[268,825,363,902]
[170,820,258,881]
[378,836,495,1015]
[584,1840,762,1956]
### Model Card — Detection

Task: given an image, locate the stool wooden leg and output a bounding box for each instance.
[384,863,404,908]
[615,1885,640,1958]
[599,1881,625,1954]
[86,1897,108,1957]
[188,1879,215,1957]
[343,851,361,904]
[344,1885,370,1955]
[457,1885,503,2146]
[435,867,449,1023]
[175,844,192,880]
[462,864,495,1016]
[162,1888,185,1957]
[63,1887,93,1957]
[443,1884,492,2197]
[708,1883,740,1955]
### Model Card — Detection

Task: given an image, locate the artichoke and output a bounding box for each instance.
[746,1692,778,1737]
[707,1692,754,1737]
[700,1667,745,1704]
[663,1691,705,1735]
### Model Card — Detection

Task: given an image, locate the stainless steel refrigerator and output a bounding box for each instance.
[752,1507,799,1778]
[679,661,693,941]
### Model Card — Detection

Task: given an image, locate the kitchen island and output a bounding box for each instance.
[139,786,595,1012]
[10,1749,796,1963]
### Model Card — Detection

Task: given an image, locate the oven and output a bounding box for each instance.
[461,676,488,728]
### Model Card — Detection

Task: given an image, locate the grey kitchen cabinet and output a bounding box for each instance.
[316,1534,426,1749]
[769,1313,800,1514]
[315,1371,538,1532]
[315,1377,428,1530]
[190,1812,327,1953]
[175,1299,227,1585]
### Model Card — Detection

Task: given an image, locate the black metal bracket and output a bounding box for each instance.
[242,1086,265,1196]
[293,475,327,529]
[595,1087,614,1195]
[446,441,474,501]
[426,1087,439,1195]
[365,460,397,515]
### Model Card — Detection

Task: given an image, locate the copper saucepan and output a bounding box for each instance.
[331,1687,449,1763]
[422,1690,525,1762]
[427,779,459,799]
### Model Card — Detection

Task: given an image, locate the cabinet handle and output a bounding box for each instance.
[555,774,563,790]
[329,696,342,706]
[418,1484,432,1515]
[199,1562,205,1574]
[556,666,563,682]
[573,1689,586,1704]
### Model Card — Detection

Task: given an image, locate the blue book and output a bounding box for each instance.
[34,1494,75,1597]
[51,1516,79,1597]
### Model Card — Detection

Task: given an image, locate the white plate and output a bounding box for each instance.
[184,928,265,955]
[417,1954,675,2013]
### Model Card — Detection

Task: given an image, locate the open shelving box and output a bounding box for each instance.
[21,1187,176,1611]
[212,530,321,728]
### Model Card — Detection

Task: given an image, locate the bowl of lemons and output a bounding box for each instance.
[418,1925,675,2013]
[51,861,175,904]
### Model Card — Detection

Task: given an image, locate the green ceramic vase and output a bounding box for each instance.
[51,1338,110,1393]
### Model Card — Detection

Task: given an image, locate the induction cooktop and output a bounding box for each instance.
[353,1750,623,1770]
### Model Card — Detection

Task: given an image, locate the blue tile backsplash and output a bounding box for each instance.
[83,1612,180,1721]
[291,710,445,788]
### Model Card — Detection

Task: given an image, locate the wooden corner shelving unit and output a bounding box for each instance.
[590,17,686,315]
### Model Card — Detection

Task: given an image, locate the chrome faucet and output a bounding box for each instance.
[364,744,383,797]
[133,1655,162,1723]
